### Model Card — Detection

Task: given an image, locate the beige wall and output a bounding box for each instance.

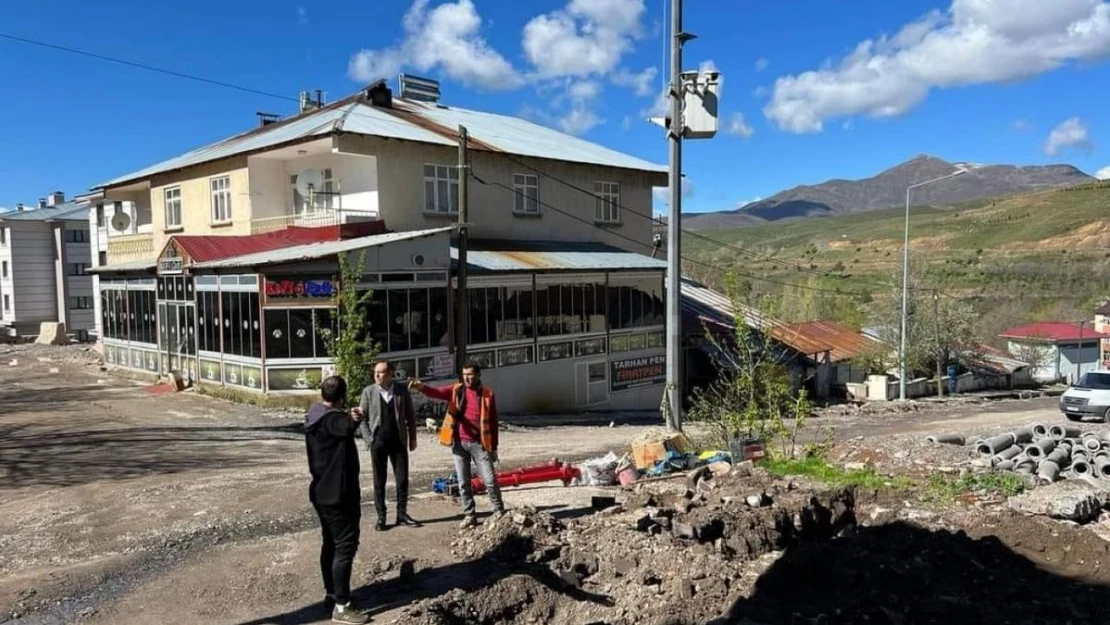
[337,135,663,252]
[148,157,252,253]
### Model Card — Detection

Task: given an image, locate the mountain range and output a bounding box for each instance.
[683,155,1094,231]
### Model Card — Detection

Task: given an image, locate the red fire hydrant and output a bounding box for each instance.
[471,458,581,494]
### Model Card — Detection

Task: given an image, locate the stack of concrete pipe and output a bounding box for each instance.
[932,424,1110,484]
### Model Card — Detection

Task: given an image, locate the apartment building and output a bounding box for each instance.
[90,79,672,413]
[0,192,95,340]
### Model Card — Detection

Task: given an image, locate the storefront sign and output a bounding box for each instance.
[610,355,665,392]
[156,241,189,275]
[264,278,337,301]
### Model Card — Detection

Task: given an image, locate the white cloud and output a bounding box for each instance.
[765,0,1110,132]
[622,115,633,131]
[556,79,605,135]
[1096,166,1110,179]
[347,0,522,91]
[755,58,769,72]
[1044,117,1093,155]
[522,0,646,79]
[653,177,695,205]
[559,108,604,135]
[726,113,754,139]
[297,6,308,25]
[611,67,658,96]
[1012,118,1034,131]
[737,196,763,208]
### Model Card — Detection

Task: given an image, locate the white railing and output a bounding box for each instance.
[250,209,380,235]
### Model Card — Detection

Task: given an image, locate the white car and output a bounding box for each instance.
[1060,371,1110,422]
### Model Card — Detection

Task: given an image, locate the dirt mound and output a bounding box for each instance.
[400,468,856,625]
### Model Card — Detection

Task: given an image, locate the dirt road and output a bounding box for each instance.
[0,343,1077,624]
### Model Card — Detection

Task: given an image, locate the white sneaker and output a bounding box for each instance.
[332,603,369,624]
[459,515,478,528]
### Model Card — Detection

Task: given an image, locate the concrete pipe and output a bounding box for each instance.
[1096,456,1110,479]
[1098,430,1110,443]
[1012,427,1035,445]
[1015,459,1037,475]
[925,434,966,445]
[1049,425,1082,441]
[1072,459,1093,477]
[1073,449,1091,463]
[1037,460,1061,484]
[1096,450,1110,462]
[1082,436,1102,452]
[1046,445,1072,467]
[1025,438,1057,460]
[1032,423,1049,439]
[995,445,1023,462]
[995,459,1017,471]
[977,434,1017,456]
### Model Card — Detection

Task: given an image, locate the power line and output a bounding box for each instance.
[0,32,294,102]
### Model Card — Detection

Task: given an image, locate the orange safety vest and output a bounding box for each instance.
[438,383,496,451]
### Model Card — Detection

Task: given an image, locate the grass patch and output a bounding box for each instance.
[924,472,1028,501]
[762,455,914,490]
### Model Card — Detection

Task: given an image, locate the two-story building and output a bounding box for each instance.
[89,80,674,413]
[0,192,96,340]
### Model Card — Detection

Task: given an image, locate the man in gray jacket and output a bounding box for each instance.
[358,360,418,531]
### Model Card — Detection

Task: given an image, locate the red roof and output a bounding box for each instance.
[999,322,1110,342]
[170,222,386,264]
[779,321,881,362]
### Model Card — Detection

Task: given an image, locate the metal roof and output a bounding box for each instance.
[999,322,1110,342]
[780,321,880,363]
[0,202,89,222]
[88,258,158,274]
[453,241,666,272]
[173,222,386,263]
[191,227,452,269]
[96,92,666,189]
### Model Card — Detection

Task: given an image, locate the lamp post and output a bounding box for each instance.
[899,167,967,401]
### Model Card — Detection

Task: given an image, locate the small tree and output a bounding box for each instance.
[318,250,379,407]
[686,274,815,458]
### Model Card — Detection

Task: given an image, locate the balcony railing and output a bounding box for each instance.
[106,232,155,258]
[250,208,380,235]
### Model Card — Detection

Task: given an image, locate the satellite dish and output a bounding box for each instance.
[111,211,131,232]
[295,169,325,199]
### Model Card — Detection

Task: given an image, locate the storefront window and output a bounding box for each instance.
[264,307,333,360]
[536,281,605,337]
[216,291,261,358]
[359,286,450,354]
[608,275,664,330]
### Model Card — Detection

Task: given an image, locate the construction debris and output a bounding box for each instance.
[934,423,1110,485]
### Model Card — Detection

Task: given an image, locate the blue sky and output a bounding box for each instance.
[2,0,1110,213]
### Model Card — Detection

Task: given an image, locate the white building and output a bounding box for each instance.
[0,192,96,340]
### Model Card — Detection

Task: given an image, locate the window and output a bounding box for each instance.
[65,229,89,243]
[536,281,605,337]
[1,261,7,278]
[290,169,335,214]
[210,176,232,223]
[96,203,105,228]
[67,263,88,276]
[164,187,182,228]
[594,181,620,223]
[512,174,540,214]
[608,275,665,330]
[423,164,459,214]
[98,251,107,266]
[73,296,92,310]
[0,227,7,244]
[2,295,9,311]
[264,307,330,359]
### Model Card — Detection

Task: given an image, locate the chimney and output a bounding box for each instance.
[299,90,322,114]
[48,191,65,207]
[256,111,281,127]
[365,81,392,109]
[16,203,24,212]
[315,89,324,106]
[38,198,47,209]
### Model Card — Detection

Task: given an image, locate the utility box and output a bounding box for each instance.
[682,71,720,139]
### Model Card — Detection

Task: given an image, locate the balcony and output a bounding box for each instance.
[107,232,155,259]
[250,208,381,236]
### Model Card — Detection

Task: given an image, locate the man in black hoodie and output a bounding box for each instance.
[304,376,369,625]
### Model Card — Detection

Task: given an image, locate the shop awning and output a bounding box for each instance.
[451,240,666,273]
[189,227,453,270]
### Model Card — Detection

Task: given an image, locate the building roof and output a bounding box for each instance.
[779,321,880,363]
[190,227,452,269]
[90,258,159,273]
[1096,301,1110,316]
[173,223,386,264]
[0,202,89,223]
[96,90,666,189]
[453,241,666,273]
[999,322,1110,342]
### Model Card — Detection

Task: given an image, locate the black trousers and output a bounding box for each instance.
[370,442,409,519]
[312,500,361,605]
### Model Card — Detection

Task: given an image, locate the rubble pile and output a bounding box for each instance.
[401,466,856,625]
[949,423,1110,484]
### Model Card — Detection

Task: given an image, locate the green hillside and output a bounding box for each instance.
[684,181,1110,340]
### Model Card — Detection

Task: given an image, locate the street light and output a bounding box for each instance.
[898,166,968,401]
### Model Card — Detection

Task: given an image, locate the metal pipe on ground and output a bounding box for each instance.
[1037,460,1061,484]
[977,434,1017,456]
[1026,438,1057,460]
[925,434,965,445]
[1049,425,1082,441]
[1096,456,1110,479]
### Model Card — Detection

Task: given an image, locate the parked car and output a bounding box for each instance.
[1059,370,1110,422]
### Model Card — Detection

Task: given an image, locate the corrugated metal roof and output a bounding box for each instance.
[780,321,880,363]
[0,202,89,222]
[999,322,1110,342]
[174,222,386,263]
[191,227,452,269]
[88,258,158,273]
[96,92,666,189]
[453,241,666,272]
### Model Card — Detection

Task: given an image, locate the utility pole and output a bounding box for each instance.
[1078,320,1085,384]
[932,291,944,398]
[665,0,689,432]
[456,125,469,377]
